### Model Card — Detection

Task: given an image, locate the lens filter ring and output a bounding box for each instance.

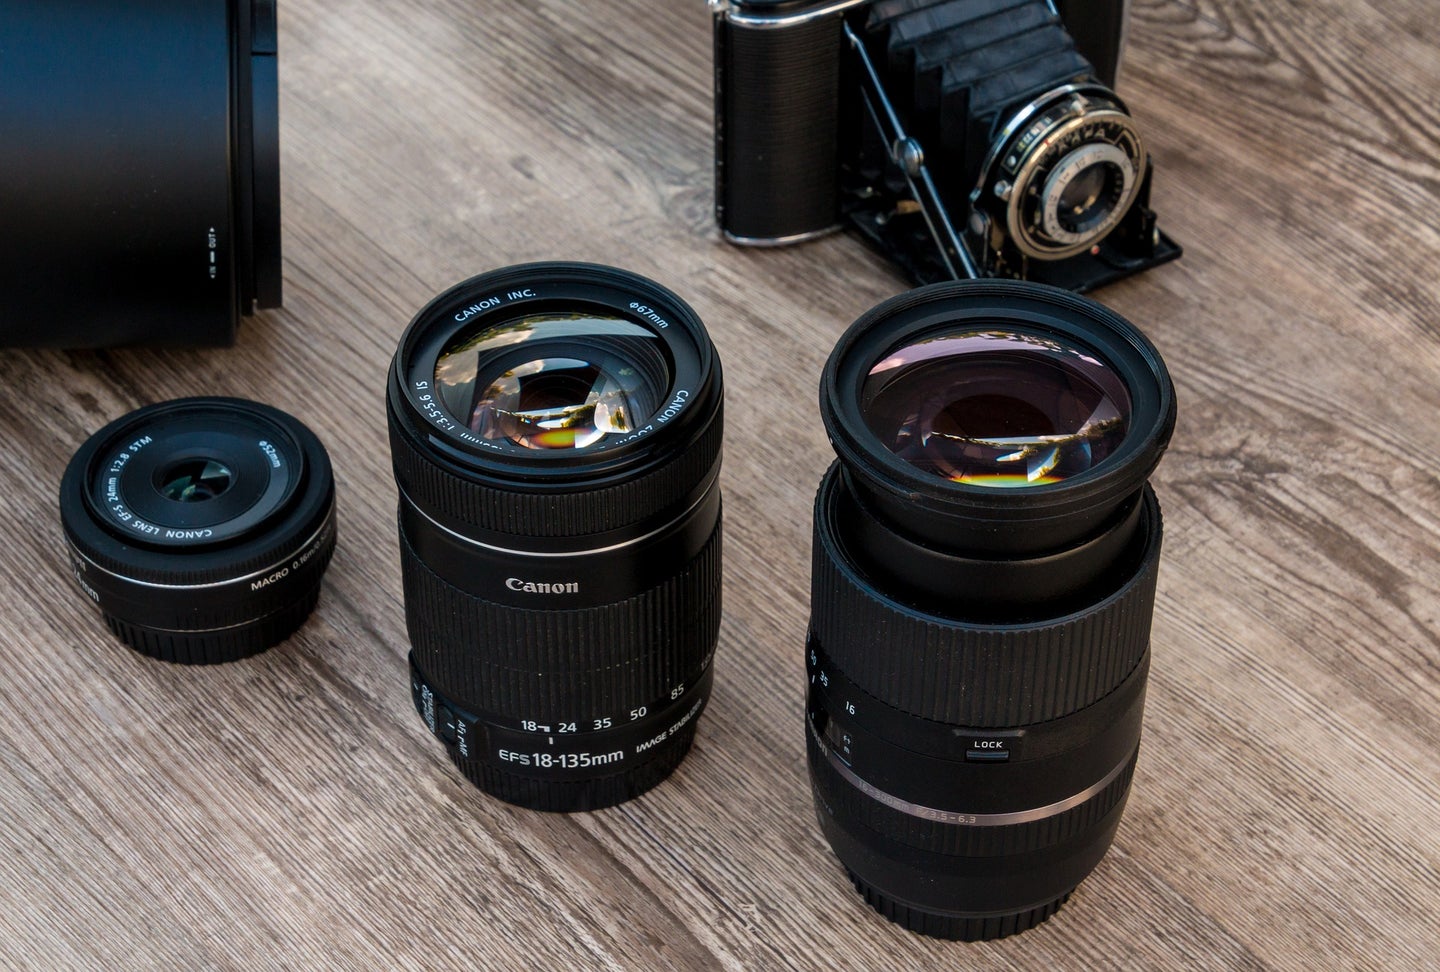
[822,278,1174,554]
[59,397,336,664]
[389,263,723,547]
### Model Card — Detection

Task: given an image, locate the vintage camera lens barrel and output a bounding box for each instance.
[387,263,724,812]
[59,398,336,664]
[714,2,845,243]
[0,0,280,348]
[809,279,1174,939]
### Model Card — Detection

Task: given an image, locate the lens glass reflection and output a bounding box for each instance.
[1057,162,1118,233]
[435,312,665,450]
[157,459,233,502]
[861,329,1131,487]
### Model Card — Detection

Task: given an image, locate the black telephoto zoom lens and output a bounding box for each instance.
[0,0,280,348]
[387,263,724,812]
[809,280,1175,940]
[60,398,336,664]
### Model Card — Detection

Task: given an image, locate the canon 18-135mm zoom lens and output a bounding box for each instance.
[808,280,1174,939]
[387,263,724,812]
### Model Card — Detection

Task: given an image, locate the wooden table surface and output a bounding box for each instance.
[3,0,1439,968]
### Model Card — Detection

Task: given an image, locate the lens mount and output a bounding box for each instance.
[821,279,1174,554]
[975,84,1147,261]
[60,397,335,664]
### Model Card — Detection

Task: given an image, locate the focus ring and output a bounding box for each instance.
[387,402,723,540]
[399,517,722,716]
[811,472,1162,727]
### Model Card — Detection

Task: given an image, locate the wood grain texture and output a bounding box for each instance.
[2,0,1438,968]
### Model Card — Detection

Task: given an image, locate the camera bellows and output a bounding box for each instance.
[712,0,1180,291]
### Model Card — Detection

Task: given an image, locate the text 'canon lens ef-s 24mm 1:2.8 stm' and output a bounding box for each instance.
[808,280,1175,940]
[388,264,724,812]
[0,0,281,348]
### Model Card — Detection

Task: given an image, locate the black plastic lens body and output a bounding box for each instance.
[809,280,1174,940]
[387,264,724,812]
[60,398,336,664]
[0,0,281,348]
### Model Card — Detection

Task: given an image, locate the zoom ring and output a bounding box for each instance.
[399,521,722,717]
[387,404,723,540]
[810,494,1161,727]
[413,656,712,812]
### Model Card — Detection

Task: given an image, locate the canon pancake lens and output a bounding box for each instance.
[387,263,724,812]
[808,280,1174,939]
[0,0,281,347]
[60,398,337,664]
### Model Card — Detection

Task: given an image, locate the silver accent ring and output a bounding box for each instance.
[721,226,843,248]
[1038,141,1135,246]
[66,498,336,592]
[715,0,868,29]
[814,725,1133,827]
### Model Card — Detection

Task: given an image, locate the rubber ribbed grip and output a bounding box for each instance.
[446,721,700,813]
[399,518,722,717]
[810,493,1161,728]
[716,13,843,239]
[810,733,1138,857]
[102,582,323,665]
[387,405,723,541]
[849,875,1070,942]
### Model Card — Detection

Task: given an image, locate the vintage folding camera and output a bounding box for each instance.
[712,0,1181,291]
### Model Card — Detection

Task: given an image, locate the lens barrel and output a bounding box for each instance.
[387,263,724,812]
[809,280,1174,939]
[0,0,281,348]
[59,398,336,664]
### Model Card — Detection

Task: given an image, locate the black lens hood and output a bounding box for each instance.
[0,0,280,347]
[821,279,1175,554]
[388,262,724,550]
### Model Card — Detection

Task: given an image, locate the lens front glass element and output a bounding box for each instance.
[435,313,666,450]
[157,459,233,502]
[861,330,1131,488]
[1056,161,1121,235]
